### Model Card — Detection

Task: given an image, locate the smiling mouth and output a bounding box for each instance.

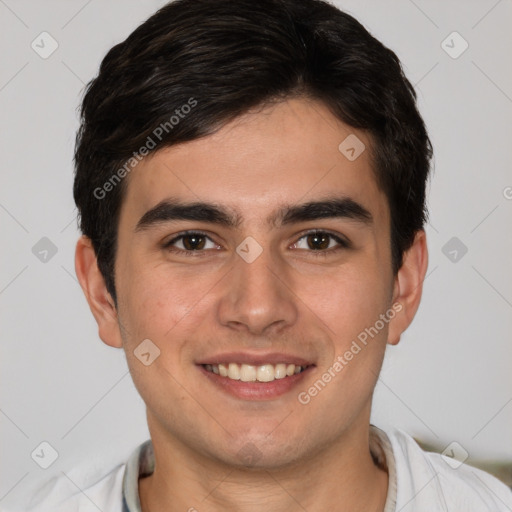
[202,363,309,382]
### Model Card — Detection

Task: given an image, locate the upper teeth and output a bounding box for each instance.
[204,363,306,382]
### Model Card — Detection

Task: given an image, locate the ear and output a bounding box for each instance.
[387,229,428,346]
[74,235,123,348]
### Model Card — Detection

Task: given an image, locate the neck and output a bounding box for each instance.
[139,420,389,512]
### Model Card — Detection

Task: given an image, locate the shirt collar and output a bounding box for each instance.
[122,439,154,512]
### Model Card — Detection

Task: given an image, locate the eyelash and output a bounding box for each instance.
[162,230,350,257]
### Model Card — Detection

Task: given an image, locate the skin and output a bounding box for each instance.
[75,97,428,512]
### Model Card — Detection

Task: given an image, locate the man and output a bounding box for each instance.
[28,0,512,510]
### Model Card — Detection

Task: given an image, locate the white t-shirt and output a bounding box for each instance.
[13,425,512,512]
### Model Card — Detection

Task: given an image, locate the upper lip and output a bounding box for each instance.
[197,352,315,367]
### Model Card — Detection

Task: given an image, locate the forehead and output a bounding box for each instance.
[120,98,388,228]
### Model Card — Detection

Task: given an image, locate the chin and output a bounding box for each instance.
[205,432,303,471]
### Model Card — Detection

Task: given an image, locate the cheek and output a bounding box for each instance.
[117,259,222,381]
[305,270,390,416]
[320,263,390,338]
[118,266,205,409]
[119,257,208,335]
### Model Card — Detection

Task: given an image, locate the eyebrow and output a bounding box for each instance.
[134,196,373,233]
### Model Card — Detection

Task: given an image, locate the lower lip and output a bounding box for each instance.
[198,365,315,401]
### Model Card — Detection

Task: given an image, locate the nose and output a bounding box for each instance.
[217,241,298,337]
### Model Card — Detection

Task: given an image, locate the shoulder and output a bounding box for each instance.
[384,426,512,511]
[24,458,126,512]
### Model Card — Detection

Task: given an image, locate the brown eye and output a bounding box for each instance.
[306,232,331,250]
[163,231,219,254]
[181,234,207,250]
[293,231,349,252]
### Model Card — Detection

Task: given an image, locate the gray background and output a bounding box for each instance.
[1,0,511,509]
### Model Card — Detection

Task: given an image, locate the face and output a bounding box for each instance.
[110,98,400,468]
